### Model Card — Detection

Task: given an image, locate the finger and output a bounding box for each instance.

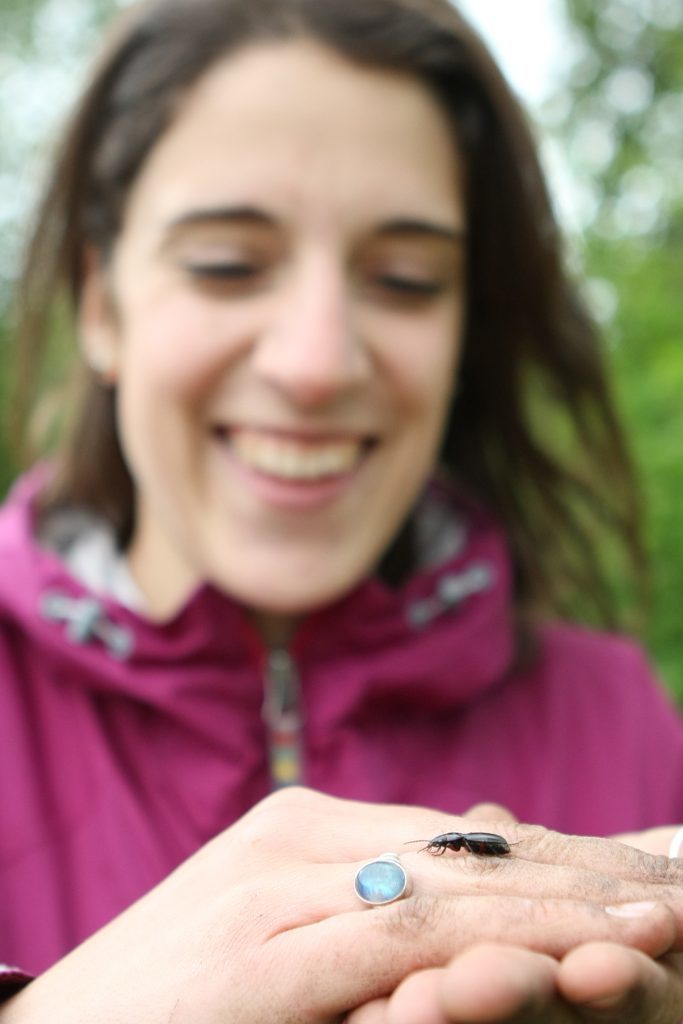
[614,827,679,857]
[435,944,569,1023]
[244,855,680,954]
[558,945,683,1023]
[407,848,683,930]
[386,969,450,1024]
[501,827,683,892]
[344,998,390,1024]
[272,891,678,1017]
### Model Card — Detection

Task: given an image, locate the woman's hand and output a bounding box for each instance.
[346,946,683,1023]
[346,804,683,1024]
[3,788,683,1024]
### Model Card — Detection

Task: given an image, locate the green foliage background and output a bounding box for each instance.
[0,0,681,695]
[545,0,683,696]
[606,228,683,694]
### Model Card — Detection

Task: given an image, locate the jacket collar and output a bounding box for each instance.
[0,467,516,713]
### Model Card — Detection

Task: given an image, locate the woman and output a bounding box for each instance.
[2,0,683,1020]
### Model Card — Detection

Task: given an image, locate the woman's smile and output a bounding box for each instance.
[210,425,374,510]
[217,427,369,482]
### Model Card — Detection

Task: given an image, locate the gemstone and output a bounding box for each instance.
[354,855,407,905]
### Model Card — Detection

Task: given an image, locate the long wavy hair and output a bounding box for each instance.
[10,0,645,628]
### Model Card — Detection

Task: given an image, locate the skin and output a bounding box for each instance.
[80,39,466,641]
[21,37,681,1024]
[2,789,683,1024]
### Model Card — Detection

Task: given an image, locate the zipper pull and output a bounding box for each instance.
[262,648,304,789]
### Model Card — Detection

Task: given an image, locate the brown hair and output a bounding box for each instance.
[11,0,645,628]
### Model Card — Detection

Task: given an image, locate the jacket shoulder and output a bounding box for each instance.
[531,620,682,740]
[536,620,663,687]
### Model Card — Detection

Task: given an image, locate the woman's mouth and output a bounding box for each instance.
[211,426,373,507]
[228,428,364,480]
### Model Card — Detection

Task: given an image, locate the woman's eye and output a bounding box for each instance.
[374,274,443,299]
[184,261,261,282]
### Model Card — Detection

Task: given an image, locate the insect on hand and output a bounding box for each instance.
[409,831,512,856]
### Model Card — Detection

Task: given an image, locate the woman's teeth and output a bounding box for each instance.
[229,431,362,480]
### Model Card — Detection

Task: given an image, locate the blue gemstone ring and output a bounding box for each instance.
[354,852,410,906]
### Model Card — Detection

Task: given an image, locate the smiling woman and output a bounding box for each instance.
[2,0,683,1022]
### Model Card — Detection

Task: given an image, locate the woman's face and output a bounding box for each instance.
[81,39,467,626]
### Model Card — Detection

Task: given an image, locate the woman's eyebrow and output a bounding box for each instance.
[374,218,467,245]
[163,205,277,236]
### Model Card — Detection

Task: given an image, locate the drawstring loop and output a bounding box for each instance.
[407,562,494,630]
[40,592,134,660]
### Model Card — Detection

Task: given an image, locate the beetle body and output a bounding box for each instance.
[423,831,511,856]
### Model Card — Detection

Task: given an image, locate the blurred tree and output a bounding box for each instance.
[546,0,683,697]
[0,0,121,303]
[0,0,122,491]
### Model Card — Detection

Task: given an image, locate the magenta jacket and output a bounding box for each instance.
[1,470,683,978]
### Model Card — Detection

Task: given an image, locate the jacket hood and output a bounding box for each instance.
[0,467,516,720]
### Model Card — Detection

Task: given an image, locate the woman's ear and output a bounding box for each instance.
[78,247,120,386]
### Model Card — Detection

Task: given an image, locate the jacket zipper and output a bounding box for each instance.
[262,648,304,789]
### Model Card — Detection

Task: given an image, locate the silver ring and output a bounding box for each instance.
[354,852,410,906]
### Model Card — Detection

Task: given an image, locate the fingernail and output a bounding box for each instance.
[605,900,658,917]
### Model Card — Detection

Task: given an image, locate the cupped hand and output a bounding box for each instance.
[345,945,683,1023]
[3,788,683,1024]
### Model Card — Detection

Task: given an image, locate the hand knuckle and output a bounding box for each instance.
[513,822,552,850]
[384,892,444,939]
[252,785,322,819]
[239,786,324,846]
[459,852,511,882]
[645,852,678,883]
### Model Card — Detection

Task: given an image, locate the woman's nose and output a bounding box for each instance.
[251,258,371,407]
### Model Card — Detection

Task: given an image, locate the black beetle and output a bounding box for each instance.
[417,831,511,856]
